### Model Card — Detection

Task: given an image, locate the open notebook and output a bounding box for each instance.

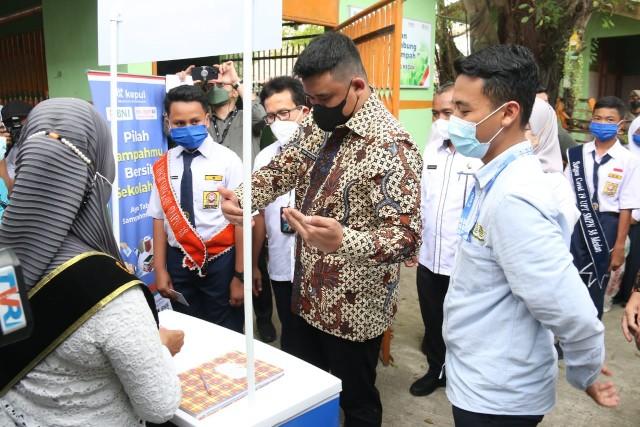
[178,351,284,419]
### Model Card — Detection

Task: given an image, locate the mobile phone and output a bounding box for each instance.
[280,206,295,234]
[191,66,218,82]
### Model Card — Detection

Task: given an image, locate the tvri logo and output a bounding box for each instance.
[0,266,26,335]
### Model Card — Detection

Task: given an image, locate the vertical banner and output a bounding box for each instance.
[87,71,171,311]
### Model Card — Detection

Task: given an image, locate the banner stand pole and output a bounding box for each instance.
[242,0,256,407]
[109,12,121,243]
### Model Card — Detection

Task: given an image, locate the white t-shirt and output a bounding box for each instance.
[254,140,295,282]
[147,136,242,248]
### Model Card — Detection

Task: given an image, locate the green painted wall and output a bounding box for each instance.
[580,11,640,99]
[41,0,151,100]
[340,0,436,151]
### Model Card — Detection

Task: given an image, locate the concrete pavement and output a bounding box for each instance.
[376,266,640,426]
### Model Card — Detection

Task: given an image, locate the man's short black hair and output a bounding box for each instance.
[436,82,454,95]
[259,76,306,107]
[594,96,627,119]
[454,44,538,126]
[293,32,367,81]
[536,84,547,94]
[164,85,208,114]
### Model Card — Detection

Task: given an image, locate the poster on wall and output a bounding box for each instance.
[87,71,171,311]
[349,7,432,89]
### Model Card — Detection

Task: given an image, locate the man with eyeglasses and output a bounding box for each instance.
[250,76,310,353]
[220,32,422,427]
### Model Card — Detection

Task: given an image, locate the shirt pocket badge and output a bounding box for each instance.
[471,223,486,242]
[603,181,619,197]
[203,191,220,209]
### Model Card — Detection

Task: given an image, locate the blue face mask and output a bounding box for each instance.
[589,121,620,142]
[169,124,208,150]
[448,103,507,159]
[633,133,640,147]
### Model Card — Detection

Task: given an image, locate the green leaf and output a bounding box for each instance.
[521,16,530,23]
[518,3,530,9]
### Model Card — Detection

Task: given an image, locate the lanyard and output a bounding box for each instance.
[212,109,238,144]
[458,145,533,241]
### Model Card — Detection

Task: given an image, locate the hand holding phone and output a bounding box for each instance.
[191,66,218,83]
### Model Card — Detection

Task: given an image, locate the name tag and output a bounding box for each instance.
[427,165,437,170]
[205,175,223,181]
[608,173,622,180]
[203,191,220,209]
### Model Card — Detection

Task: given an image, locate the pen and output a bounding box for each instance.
[199,372,213,395]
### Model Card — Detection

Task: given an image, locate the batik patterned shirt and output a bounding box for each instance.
[237,92,422,342]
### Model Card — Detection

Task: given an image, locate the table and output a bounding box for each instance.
[159,310,342,427]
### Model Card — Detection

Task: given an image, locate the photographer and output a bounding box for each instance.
[1,100,33,186]
[180,61,265,161]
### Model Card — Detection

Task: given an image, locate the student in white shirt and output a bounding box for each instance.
[148,85,245,332]
[566,96,640,318]
[407,83,481,397]
[252,77,310,352]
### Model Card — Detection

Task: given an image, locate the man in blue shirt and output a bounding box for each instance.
[443,45,619,426]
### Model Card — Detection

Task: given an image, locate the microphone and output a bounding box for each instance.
[0,248,32,347]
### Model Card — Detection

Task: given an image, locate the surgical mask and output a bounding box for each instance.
[633,133,640,146]
[270,119,300,144]
[589,121,620,142]
[170,124,208,150]
[448,103,507,158]
[432,118,450,140]
[208,85,230,107]
[312,81,358,132]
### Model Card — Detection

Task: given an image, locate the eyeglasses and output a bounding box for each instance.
[263,106,303,124]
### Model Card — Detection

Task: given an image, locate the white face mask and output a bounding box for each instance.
[432,118,450,141]
[270,119,300,144]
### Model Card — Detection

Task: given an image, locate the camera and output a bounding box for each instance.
[191,66,219,82]
[3,116,24,145]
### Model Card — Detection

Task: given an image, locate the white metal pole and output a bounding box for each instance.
[242,0,256,406]
[109,12,121,244]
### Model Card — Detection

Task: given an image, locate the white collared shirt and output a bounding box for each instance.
[253,139,295,282]
[564,140,640,213]
[147,135,242,248]
[418,136,481,275]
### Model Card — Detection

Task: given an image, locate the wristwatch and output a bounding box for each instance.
[231,81,240,90]
[233,270,244,283]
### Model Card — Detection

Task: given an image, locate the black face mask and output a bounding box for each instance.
[312,81,358,132]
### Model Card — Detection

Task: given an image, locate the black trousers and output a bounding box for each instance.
[619,223,640,302]
[253,244,274,327]
[167,246,243,333]
[452,406,543,427]
[271,280,293,352]
[289,314,383,427]
[417,264,449,376]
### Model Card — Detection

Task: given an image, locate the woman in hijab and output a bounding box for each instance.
[0,98,182,426]
[526,97,563,173]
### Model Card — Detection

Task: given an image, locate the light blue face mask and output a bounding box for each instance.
[448,103,507,159]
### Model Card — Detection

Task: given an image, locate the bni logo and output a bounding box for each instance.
[0,266,26,335]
